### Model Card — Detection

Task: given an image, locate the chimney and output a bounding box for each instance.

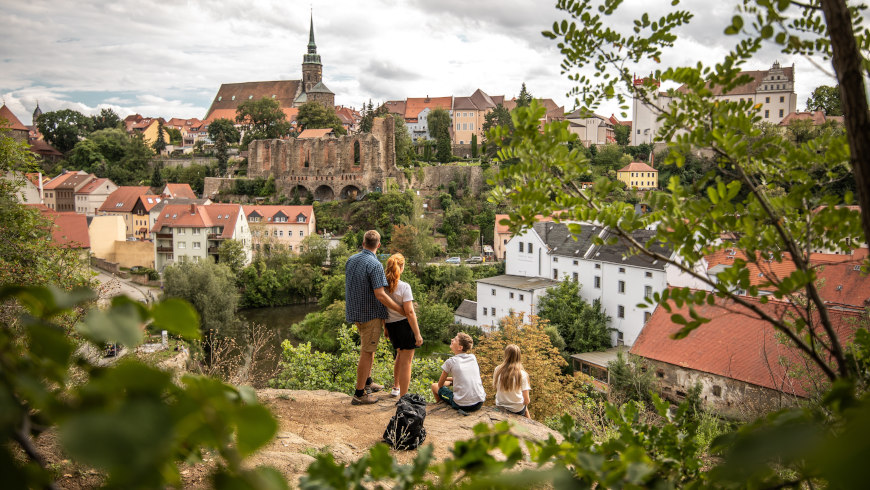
[190,204,196,215]
[38,172,44,203]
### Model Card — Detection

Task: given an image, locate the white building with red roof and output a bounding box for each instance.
[75,177,118,216]
[42,171,96,212]
[242,205,315,255]
[152,203,252,270]
[161,183,198,200]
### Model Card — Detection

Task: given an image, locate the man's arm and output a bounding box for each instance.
[373,287,404,315]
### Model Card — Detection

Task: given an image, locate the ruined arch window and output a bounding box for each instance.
[305,151,310,168]
[353,141,361,165]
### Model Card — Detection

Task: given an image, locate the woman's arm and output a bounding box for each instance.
[404,300,423,346]
[522,389,530,406]
[437,371,449,389]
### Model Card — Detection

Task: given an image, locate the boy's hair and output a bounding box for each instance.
[456,332,473,352]
[363,230,380,249]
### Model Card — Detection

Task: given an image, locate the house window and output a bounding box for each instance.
[712,385,722,397]
[299,231,304,237]
[519,294,524,301]
[553,269,558,279]
[645,271,653,278]
[780,96,785,103]
[482,308,487,316]
[764,110,769,118]
[178,242,186,249]
[573,260,578,265]
[617,280,625,293]
[765,96,770,103]
[193,242,201,249]
[619,267,625,273]
[354,141,360,165]
[595,263,601,269]
[519,242,524,253]
[528,243,533,254]
[594,276,601,288]
[510,292,514,299]
[491,289,496,296]
[617,331,624,343]
[617,305,625,318]
[177,228,184,234]
[779,109,784,117]
[573,272,578,282]
[645,285,653,298]
[644,311,652,323]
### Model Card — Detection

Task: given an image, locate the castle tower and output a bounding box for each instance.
[32,101,42,123]
[301,12,322,93]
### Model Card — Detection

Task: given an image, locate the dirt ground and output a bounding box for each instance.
[32,388,561,488]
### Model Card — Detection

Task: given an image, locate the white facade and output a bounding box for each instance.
[504,228,548,277]
[566,112,614,146]
[632,62,797,146]
[474,276,559,333]
[76,180,119,216]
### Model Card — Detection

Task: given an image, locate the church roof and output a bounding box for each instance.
[205,80,302,120]
[308,81,334,94]
[0,104,28,131]
[405,96,452,121]
[298,128,334,139]
[618,162,656,173]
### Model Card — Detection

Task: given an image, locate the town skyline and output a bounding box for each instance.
[2,0,842,125]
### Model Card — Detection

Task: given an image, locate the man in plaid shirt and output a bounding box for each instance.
[345,230,403,405]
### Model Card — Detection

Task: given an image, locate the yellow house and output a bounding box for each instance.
[617,161,658,190]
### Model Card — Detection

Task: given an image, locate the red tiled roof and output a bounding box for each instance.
[630,292,861,397]
[24,172,43,188]
[618,161,657,173]
[494,214,558,235]
[676,66,795,97]
[43,171,91,190]
[151,203,242,239]
[139,195,163,212]
[203,107,298,127]
[814,260,870,308]
[30,208,90,249]
[76,178,111,195]
[242,205,313,223]
[404,96,453,120]
[705,248,797,289]
[0,104,28,131]
[163,183,197,199]
[98,186,154,213]
[609,114,632,127]
[780,111,844,126]
[205,80,302,121]
[298,128,333,139]
[384,101,406,117]
[28,139,63,156]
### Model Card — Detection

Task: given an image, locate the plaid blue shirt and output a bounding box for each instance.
[345,249,389,323]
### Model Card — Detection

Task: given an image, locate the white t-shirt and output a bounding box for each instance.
[386,280,413,323]
[441,353,486,406]
[495,370,531,412]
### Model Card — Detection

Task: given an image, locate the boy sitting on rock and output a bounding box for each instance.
[430,332,486,414]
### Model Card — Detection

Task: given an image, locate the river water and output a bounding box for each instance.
[238,303,320,345]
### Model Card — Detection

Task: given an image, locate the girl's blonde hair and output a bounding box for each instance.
[385,253,405,294]
[493,344,524,393]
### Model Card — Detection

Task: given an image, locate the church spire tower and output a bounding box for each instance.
[301,11,322,92]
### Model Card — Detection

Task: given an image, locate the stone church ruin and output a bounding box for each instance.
[247,117,406,200]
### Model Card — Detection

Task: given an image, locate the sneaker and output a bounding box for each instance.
[390,388,400,397]
[351,393,378,405]
[365,381,384,394]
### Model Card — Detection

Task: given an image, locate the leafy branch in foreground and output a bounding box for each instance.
[0,286,286,489]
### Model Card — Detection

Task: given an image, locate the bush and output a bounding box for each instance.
[607,351,656,405]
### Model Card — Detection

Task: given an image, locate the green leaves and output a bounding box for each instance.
[151,298,201,339]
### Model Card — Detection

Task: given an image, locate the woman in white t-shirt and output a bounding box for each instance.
[493,344,531,417]
[384,253,423,397]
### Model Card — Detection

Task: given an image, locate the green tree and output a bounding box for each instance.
[613,123,631,145]
[415,301,454,344]
[471,133,478,158]
[90,108,122,131]
[163,260,240,335]
[607,351,656,405]
[298,233,330,267]
[392,115,413,166]
[68,128,152,185]
[35,109,91,153]
[208,118,241,144]
[516,82,533,108]
[166,127,182,145]
[218,239,247,275]
[427,108,451,141]
[359,100,374,133]
[806,84,843,116]
[482,104,514,161]
[215,132,229,177]
[296,101,346,135]
[236,97,292,147]
[150,160,165,188]
[536,281,613,356]
[152,120,167,153]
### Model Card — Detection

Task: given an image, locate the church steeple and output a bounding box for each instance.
[301,10,323,93]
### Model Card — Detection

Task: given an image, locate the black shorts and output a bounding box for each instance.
[385,318,419,350]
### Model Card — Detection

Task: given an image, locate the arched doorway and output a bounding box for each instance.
[286,185,311,204]
[314,185,335,201]
[340,185,362,201]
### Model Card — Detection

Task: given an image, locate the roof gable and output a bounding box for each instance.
[0,104,28,131]
[99,186,154,212]
[618,161,657,173]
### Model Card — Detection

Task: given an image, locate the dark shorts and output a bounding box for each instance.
[437,386,483,412]
[386,318,419,350]
[501,405,527,416]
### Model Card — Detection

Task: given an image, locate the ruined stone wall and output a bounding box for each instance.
[407,165,483,197]
[247,117,405,200]
[648,359,803,420]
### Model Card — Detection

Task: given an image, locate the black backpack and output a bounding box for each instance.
[383,393,427,450]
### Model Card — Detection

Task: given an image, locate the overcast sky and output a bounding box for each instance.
[1,0,843,125]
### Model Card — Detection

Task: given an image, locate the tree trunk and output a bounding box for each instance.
[821,0,870,246]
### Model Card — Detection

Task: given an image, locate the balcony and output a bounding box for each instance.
[207,233,224,240]
[156,233,172,239]
[157,246,173,253]
[208,246,219,254]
